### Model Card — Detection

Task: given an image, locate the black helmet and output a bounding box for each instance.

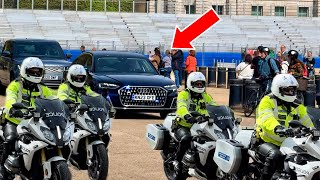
[288,50,299,59]
[261,47,270,55]
[257,46,264,53]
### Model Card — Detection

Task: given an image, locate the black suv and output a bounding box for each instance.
[71,51,177,118]
[0,38,72,89]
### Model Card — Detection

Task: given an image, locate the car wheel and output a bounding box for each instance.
[160,111,172,119]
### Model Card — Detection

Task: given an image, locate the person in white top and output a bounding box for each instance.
[236,54,254,79]
[280,54,289,74]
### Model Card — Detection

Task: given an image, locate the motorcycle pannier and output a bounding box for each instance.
[146,124,169,150]
[213,139,243,174]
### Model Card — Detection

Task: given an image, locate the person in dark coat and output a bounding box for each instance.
[171,49,184,87]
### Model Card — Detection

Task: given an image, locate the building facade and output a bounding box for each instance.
[145,0,320,17]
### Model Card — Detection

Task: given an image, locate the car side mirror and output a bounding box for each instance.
[12,102,26,109]
[66,53,72,59]
[2,51,11,57]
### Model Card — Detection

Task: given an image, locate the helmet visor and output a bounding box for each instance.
[191,80,205,88]
[26,67,43,77]
[71,75,86,83]
[280,86,297,96]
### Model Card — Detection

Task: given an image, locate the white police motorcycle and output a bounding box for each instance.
[68,94,111,180]
[213,120,320,180]
[0,97,74,180]
[146,105,242,180]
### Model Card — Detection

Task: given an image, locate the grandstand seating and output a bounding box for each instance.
[0,9,319,55]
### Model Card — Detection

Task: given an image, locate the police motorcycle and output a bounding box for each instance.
[67,94,111,180]
[146,105,242,180]
[213,120,320,180]
[0,97,74,180]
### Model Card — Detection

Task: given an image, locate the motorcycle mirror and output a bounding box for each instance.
[236,118,242,123]
[289,120,303,128]
[79,104,89,111]
[190,111,202,117]
[70,113,76,120]
[12,103,25,109]
[33,112,40,122]
[63,99,74,105]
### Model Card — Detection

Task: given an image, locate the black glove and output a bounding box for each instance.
[184,114,197,124]
[9,108,24,118]
[274,125,285,136]
[195,116,207,123]
[285,128,295,137]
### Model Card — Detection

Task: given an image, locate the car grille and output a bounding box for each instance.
[118,86,167,107]
[44,66,65,73]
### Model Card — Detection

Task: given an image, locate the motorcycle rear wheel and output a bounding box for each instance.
[88,144,108,180]
[51,161,72,180]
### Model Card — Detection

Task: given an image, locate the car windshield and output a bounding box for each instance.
[94,56,158,75]
[13,42,65,59]
[35,98,69,129]
[81,95,108,121]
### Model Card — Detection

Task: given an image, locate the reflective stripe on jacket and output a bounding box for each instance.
[57,83,98,103]
[176,89,217,128]
[256,95,314,146]
[5,80,53,124]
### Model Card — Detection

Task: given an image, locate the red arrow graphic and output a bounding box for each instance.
[171,8,221,50]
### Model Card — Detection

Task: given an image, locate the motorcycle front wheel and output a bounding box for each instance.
[51,161,72,180]
[88,144,108,180]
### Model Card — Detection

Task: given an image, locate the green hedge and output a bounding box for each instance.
[7,0,133,12]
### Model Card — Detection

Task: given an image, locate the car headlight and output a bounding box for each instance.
[164,84,177,91]
[99,83,119,89]
[63,128,71,142]
[103,119,111,131]
[86,121,97,132]
[43,129,56,142]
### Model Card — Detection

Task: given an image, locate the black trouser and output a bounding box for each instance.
[0,122,18,179]
[174,126,192,162]
[254,142,284,180]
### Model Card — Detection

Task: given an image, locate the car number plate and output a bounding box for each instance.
[133,95,156,101]
[44,76,58,80]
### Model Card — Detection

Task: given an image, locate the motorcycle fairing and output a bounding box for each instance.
[194,141,215,166]
[288,161,320,180]
[70,130,91,155]
[18,140,48,171]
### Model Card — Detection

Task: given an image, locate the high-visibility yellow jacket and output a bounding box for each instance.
[256,95,314,146]
[57,82,98,103]
[5,79,53,124]
[176,89,217,128]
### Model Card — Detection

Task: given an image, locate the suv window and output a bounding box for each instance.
[13,41,65,59]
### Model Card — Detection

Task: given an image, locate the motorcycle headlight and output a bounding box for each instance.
[43,129,56,142]
[103,119,111,131]
[63,128,71,142]
[86,121,97,132]
[214,130,226,139]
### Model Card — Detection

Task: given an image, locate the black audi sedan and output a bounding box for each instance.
[71,51,177,118]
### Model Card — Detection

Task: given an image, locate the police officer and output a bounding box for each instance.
[173,72,217,169]
[0,57,53,179]
[254,74,314,180]
[57,64,114,116]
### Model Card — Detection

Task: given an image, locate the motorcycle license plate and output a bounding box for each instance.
[133,95,156,101]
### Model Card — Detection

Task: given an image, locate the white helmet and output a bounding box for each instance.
[20,57,44,84]
[271,74,299,102]
[67,64,87,88]
[187,72,206,93]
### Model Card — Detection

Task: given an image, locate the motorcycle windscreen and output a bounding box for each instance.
[207,105,235,136]
[307,106,320,129]
[35,98,69,129]
[81,95,108,121]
